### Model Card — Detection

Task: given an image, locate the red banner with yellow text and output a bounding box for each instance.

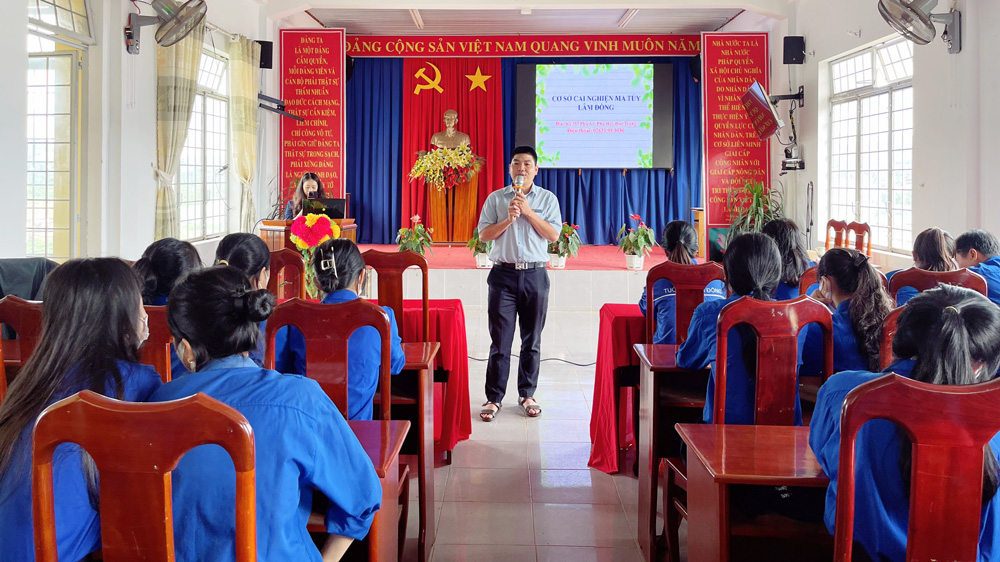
[401,58,503,231]
[347,34,700,58]
[701,32,770,256]
[279,29,346,200]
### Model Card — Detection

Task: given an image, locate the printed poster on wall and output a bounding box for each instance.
[701,32,770,258]
[279,28,346,201]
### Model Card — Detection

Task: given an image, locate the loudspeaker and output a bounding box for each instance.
[346,55,354,81]
[256,40,273,69]
[688,55,701,82]
[783,36,805,65]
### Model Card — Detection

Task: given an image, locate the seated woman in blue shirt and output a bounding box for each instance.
[133,237,202,305]
[809,285,1000,562]
[761,218,815,299]
[638,220,725,344]
[285,172,326,219]
[150,267,381,562]
[274,238,406,420]
[0,258,162,562]
[802,248,894,375]
[677,232,806,424]
[885,227,958,305]
[214,233,271,366]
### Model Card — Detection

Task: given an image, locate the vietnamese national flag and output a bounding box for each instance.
[401,58,503,229]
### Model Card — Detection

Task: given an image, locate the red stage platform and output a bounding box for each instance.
[357,244,670,271]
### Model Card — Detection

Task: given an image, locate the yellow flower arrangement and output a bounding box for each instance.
[408,145,484,191]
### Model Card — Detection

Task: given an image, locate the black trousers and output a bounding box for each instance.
[485,265,550,404]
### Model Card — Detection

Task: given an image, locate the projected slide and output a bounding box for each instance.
[535,64,654,168]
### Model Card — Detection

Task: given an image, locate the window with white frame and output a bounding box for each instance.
[829,39,914,252]
[176,51,230,241]
[27,0,94,45]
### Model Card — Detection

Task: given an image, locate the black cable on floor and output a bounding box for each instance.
[468,354,596,367]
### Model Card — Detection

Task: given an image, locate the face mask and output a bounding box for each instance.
[137,313,149,347]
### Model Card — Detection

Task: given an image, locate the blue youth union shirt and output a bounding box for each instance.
[676,295,807,425]
[149,355,382,562]
[970,256,1000,306]
[272,289,406,420]
[638,275,726,345]
[477,184,562,264]
[809,360,1000,562]
[800,299,868,376]
[0,361,162,562]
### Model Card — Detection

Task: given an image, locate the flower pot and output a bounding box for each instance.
[548,254,567,269]
[475,253,493,269]
[625,254,645,270]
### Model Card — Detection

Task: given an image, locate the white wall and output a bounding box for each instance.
[784,0,992,269]
[0,2,28,257]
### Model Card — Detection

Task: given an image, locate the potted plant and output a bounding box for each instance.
[396,214,434,255]
[289,213,341,299]
[467,228,493,268]
[547,222,581,268]
[727,179,783,240]
[616,214,657,270]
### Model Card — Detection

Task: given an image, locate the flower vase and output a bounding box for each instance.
[475,253,493,269]
[548,254,567,269]
[625,253,645,270]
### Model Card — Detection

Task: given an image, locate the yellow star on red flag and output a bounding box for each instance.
[465,67,492,92]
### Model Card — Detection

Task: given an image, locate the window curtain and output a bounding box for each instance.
[228,36,261,233]
[154,22,205,240]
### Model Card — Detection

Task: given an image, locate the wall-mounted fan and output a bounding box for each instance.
[878,0,961,54]
[124,0,208,55]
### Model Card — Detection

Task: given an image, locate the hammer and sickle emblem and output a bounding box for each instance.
[413,62,443,95]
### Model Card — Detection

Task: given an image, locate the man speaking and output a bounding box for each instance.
[477,146,562,422]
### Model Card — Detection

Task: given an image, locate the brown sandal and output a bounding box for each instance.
[480,401,501,422]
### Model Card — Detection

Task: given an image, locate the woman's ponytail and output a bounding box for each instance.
[819,249,892,371]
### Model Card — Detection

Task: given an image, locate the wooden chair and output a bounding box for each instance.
[826,220,872,256]
[268,248,306,300]
[138,306,173,383]
[263,297,392,420]
[0,295,43,369]
[879,307,905,370]
[262,297,410,557]
[800,264,888,296]
[0,339,6,403]
[663,295,835,562]
[32,390,256,562]
[834,374,1000,561]
[361,248,439,562]
[887,266,988,302]
[825,220,849,252]
[616,261,725,471]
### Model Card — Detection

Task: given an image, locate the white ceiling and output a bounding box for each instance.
[305,8,744,35]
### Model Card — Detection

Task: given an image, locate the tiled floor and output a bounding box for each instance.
[409,309,651,562]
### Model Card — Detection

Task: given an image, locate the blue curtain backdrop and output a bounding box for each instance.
[345,58,403,244]
[346,56,701,245]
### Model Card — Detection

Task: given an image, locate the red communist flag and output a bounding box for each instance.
[401,58,503,230]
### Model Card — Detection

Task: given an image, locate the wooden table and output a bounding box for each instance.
[676,424,829,562]
[401,341,440,562]
[348,419,410,562]
[635,343,697,562]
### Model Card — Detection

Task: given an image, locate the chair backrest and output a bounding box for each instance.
[0,339,6,403]
[888,266,988,302]
[264,298,392,419]
[826,219,849,252]
[833,374,1000,562]
[0,295,43,362]
[878,306,906,370]
[644,260,725,345]
[268,249,307,300]
[139,306,172,383]
[362,249,429,342]
[715,295,834,425]
[799,266,818,296]
[846,222,872,256]
[32,390,256,562]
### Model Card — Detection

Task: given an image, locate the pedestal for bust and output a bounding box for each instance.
[427,172,478,243]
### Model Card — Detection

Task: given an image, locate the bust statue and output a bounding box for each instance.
[430,109,471,149]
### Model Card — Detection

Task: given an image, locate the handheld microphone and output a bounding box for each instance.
[513,175,524,193]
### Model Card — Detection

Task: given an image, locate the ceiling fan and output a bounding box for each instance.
[878,0,961,54]
[124,0,208,55]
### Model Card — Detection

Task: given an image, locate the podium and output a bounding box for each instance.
[427,173,478,243]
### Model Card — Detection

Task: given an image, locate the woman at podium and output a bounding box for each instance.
[285,172,327,219]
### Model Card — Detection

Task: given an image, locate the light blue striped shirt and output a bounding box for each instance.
[477,184,562,264]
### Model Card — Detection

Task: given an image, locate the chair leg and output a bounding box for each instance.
[398,463,411,561]
[663,461,683,562]
[632,385,641,477]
